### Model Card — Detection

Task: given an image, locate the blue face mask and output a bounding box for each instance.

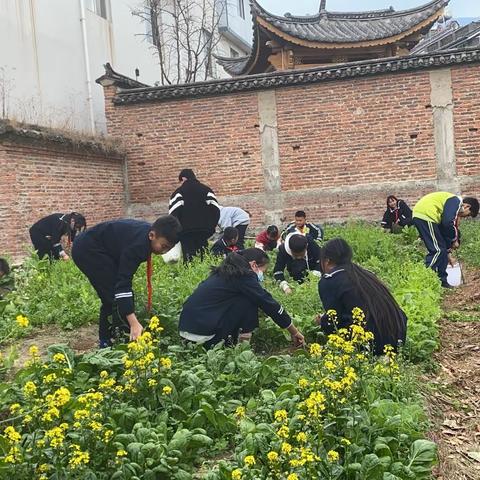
[256,271,264,283]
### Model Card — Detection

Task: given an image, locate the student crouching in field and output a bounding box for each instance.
[72,216,181,347]
[211,227,239,257]
[218,206,250,250]
[381,195,412,233]
[29,212,86,261]
[179,248,305,349]
[255,225,281,252]
[317,238,407,355]
[282,210,323,242]
[274,234,321,294]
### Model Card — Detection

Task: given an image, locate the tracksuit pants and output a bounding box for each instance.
[181,231,210,262]
[72,234,130,346]
[29,228,57,260]
[235,224,248,250]
[413,218,448,284]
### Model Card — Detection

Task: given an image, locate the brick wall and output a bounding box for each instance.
[101,58,480,228]
[0,126,126,259]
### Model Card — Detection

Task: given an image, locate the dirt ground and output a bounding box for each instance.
[428,267,480,480]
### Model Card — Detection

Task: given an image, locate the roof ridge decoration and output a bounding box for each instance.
[112,47,480,105]
[96,63,150,90]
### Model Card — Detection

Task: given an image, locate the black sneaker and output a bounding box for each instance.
[441,281,454,289]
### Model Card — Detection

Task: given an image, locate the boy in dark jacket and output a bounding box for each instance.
[381,196,412,232]
[281,210,323,242]
[274,234,321,294]
[169,169,220,262]
[412,192,479,287]
[211,227,239,257]
[72,216,181,347]
[29,212,86,260]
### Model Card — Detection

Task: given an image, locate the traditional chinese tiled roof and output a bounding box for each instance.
[254,0,449,45]
[96,63,150,89]
[111,47,480,105]
[217,0,449,76]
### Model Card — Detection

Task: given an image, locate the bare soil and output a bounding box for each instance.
[428,267,480,480]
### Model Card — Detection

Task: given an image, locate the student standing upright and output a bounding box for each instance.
[412,192,478,287]
[169,169,220,262]
[72,216,181,347]
[29,212,86,260]
[218,206,250,249]
[282,210,323,242]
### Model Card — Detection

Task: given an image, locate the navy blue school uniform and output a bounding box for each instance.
[29,213,71,259]
[211,238,239,257]
[179,271,292,348]
[273,237,321,283]
[318,268,407,355]
[72,219,152,345]
[381,200,413,231]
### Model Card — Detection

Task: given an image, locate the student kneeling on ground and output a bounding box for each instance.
[282,210,323,242]
[211,227,239,257]
[178,248,305,349]
[381,195,412,233]
[274,233,321,294]
[412,192,479,288]
[255,225,281,252]
[72,216,181,347]
[316,238,407,355]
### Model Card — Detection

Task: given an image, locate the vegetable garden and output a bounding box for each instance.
[0,221,478,480]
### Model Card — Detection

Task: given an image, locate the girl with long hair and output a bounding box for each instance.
[179,248,305,349]
[317,238,407,355]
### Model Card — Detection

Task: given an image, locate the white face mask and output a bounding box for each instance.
[256,271,264,282]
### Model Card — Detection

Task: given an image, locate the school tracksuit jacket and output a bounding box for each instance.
[169,179,220,260]
[412,192,462,284]
[29,213,71,259]
[381,200,413,230]
[72,219,153,345]
[281,222,323,242]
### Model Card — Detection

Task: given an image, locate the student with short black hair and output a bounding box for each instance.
[169,169,220,262]
[255,225,280,251]
[218,206,250,249]
[381,195,412,233]
[72,215,181,347]
[412,192,479,288]
[274,233,321,294]
[282,210,323,242]
[317,238,407,355]
[179,248,305,348]
[29,212,87,260]
[211,227,239,257]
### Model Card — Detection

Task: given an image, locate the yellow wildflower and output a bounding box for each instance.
[9,403,21,414]
[298,378,309,388]
[281,442,293,455]
[296,432,307,443]
[23,381,37,397]
[29,345,39,357]
[244,455,255,467]
[4,426,21,443]
[277,425,290,438]
[43,373,57,384]
[231,469,242,480]
[274,409,288,423]
[52,353,67,363]
[162,385,172,395]
[267,451,279,462]
[327,450,340,462]
[148,379,158,387]
[287,474,299,480]
[16,315,29,328]
[310,343,322,356]
[160,357,172,369]
[116,449,128,457]
[69,446,90,469]
[235,406,245,419]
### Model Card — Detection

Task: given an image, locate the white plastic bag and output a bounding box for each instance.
[162,242,182,263]
[446,263,462,287]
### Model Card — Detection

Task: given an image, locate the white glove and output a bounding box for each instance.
[311,270,322,277]
[280,281,291,293]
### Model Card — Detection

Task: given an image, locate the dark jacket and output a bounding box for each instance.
[211,238,239,257]
[179,271,292,339]
[169,179,220,236]
[273,236,321,283]
[72,220,151,317]
[281,222,323,242]
[29,213,71,258]
[318,268,407,355]
[381,200,412,230]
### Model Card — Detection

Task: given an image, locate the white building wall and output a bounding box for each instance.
[0,0,252,133]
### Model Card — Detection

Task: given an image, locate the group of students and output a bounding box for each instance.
[1,169,478,356]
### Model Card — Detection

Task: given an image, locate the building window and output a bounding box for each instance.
[230,48,239,58]
[85,0,108,20]
[238,0,245,19]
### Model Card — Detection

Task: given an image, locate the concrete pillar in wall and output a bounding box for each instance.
[430,68,460,193]
[257,90,283,225]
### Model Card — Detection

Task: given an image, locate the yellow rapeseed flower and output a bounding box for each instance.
[116,449,128,457]
[9,403,21,414]
[231,469,242,480]
[16,315,29,328]
[244,455,255,467]
[160,357,172,369]
[69,446,90,469]
[296,432,307,443]
[327,450,340,462]
[298,378,309,388]
[162,386,172,395]
[277,425,290,438]
[4,426,21,443]
[23,381,37,397]
[234,406,245,418]
[29,345,39,357]
[287,474,299,480]
[274,409,288,423]
[52,353,66,363]
[267,451,279,462]
[281,442,293,455]
[148,379,158,387]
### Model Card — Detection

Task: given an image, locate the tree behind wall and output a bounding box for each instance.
[132,0,225,85]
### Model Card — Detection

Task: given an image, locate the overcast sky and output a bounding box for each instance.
[258,0,480,18]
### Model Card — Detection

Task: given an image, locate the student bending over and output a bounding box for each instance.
[211,227,239,257]
[179,248,305,349]
[255,225,281,252]
[317,238,407,355]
